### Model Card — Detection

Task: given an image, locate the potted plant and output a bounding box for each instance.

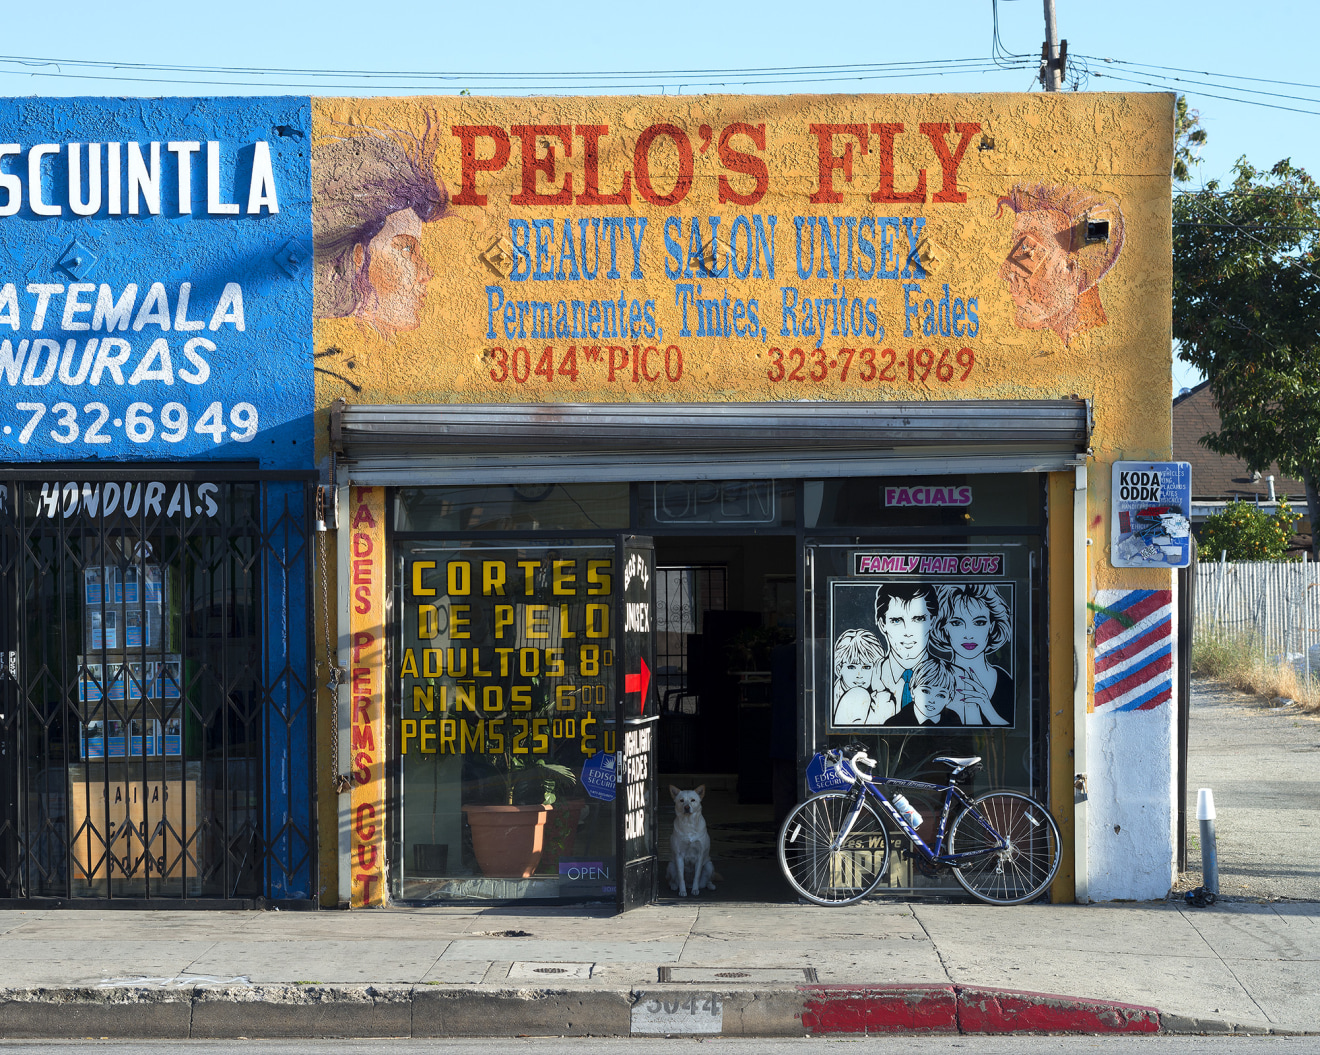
[463,726,580,878]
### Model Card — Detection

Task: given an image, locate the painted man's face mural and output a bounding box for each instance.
[996,183,1125,346]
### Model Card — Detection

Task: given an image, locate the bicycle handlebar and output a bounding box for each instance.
[815,742,877,779]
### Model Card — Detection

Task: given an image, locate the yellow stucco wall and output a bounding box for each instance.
[312,92,1173,569]
[311,93,1174,904]
[313,94,1168,425]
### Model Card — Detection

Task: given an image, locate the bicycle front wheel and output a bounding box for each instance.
[948,791,1061,905]
[778,792,890,905]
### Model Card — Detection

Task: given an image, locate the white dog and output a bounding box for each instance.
[666,785,716,897]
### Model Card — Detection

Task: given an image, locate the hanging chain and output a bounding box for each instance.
[318,520,353,794]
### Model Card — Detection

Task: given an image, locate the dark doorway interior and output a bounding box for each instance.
[653,537,796,902]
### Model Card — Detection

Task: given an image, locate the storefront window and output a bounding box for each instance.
[636,479,795,529]
[395,484,628,533]
[806,532,1044,892]
[395,540,619,900]
[804,475,1043,530]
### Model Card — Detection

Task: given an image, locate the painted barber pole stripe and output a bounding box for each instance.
[1094,616,1171,675]
[1093,590,1173,712]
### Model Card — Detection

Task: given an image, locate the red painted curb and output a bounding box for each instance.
[798,985,1160,1035]
[800,984,958,1034]
[957,987,1160,1034]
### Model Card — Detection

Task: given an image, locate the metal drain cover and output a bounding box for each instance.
[508,961,594,980]
[659,967,817,983]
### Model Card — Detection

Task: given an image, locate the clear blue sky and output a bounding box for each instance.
[6,0,1313,394]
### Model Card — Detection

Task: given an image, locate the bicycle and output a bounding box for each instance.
[777,742,1061,906]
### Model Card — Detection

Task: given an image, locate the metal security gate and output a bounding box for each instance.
[0,470,317,905]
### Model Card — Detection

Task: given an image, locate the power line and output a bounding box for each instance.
[0,40,1307,113]
[0,52,1029,92]
[0,65,1032,92]
[1083,69,1320,118]
[1087,57,1320,94]
[990,0,1030,69]
[1074,58,1320,109]
[0,52,1012,79]
[1174,224,1320,230]
[1176,190,1320,199]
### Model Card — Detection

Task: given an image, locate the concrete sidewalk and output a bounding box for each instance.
[0,898,1313,1038]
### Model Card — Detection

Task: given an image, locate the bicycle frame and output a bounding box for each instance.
[831,756,1007,867]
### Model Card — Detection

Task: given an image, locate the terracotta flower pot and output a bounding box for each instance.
[538,800,587,875]
[463,804,552,878]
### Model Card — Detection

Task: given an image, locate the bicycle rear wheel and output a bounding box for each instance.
[778,792,890,905]
[948,791,1061,905]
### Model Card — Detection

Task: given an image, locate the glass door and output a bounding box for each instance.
[394,538,621,901]
[804,537,1044,893]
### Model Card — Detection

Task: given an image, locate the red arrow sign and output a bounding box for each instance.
[624,656,651,713]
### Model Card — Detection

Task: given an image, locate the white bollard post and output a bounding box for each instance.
[1197,788,1219,896]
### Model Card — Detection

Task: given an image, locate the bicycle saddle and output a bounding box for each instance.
[934,755,981,771]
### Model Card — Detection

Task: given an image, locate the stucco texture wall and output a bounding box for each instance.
[310,92,1176,903]
[311,93,1169,418]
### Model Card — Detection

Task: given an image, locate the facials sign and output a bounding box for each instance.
[885,485,972,507]
[0,98,312,468]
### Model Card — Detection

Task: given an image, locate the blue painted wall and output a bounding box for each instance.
[0,97,311,469]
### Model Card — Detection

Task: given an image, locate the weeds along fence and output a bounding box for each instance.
[1195,561,1320,669]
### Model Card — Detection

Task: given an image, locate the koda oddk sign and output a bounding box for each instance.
[1111,462,1192,569]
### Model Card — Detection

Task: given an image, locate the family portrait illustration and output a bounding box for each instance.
[830,580,1016,730]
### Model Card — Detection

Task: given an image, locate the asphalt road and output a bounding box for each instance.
[1182,679,1320,901]
[0,1038,1316,1054]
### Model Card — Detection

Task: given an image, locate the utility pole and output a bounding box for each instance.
[1041,0,1066,91]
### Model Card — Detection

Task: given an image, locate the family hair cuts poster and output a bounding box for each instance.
[828,549,1019,732]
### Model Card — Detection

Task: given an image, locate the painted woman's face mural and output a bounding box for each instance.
[357,208,432,333]
[312,120,451,338]
[996,183,1125,346]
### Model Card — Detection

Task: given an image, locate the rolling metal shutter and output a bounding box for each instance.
[330,399,1091,485]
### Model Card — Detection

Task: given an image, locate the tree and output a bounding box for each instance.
[1197,499,1298,562]
[1172,158,1320,558]
[1173,95,1207,184]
